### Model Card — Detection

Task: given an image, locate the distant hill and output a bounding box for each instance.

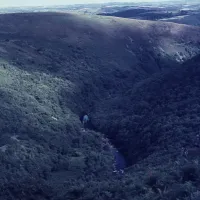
[98,7,175,20]
[160,14,200,26]
[98,4,200,27]
[0,12,200,199]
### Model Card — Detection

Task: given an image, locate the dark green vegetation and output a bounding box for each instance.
[0,12,200,199]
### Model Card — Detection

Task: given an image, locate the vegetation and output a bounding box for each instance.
[0,12,199,199]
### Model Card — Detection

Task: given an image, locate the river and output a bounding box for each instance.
[113,149,126,174]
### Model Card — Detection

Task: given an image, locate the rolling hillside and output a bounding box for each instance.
[0,12,200,199]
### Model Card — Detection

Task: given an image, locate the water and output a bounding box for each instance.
[113,149,126,173]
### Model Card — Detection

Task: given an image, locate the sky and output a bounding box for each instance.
[0,0,182,7]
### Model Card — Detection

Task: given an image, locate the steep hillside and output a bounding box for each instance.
[0,12,200,109]
[93,54,200,165]
[89,54,200,200]
[0,12,200,200]
[0,60,115,199]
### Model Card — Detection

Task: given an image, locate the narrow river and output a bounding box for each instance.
[112,148,126,173]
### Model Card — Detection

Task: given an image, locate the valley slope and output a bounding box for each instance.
[0,12,200,200]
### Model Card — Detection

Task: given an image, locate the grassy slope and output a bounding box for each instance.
[0,12,200,199]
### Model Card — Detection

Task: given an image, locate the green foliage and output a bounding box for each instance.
[0,12,199,200]
[145,174,158,187]
[165,184,190,200]
[181,164,200,182]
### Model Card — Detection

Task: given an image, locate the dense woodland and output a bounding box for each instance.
[0,12,200,200]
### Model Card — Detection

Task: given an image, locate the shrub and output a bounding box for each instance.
[181,164,199,182]
[145,174,158,187]
[165,184,190,200]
